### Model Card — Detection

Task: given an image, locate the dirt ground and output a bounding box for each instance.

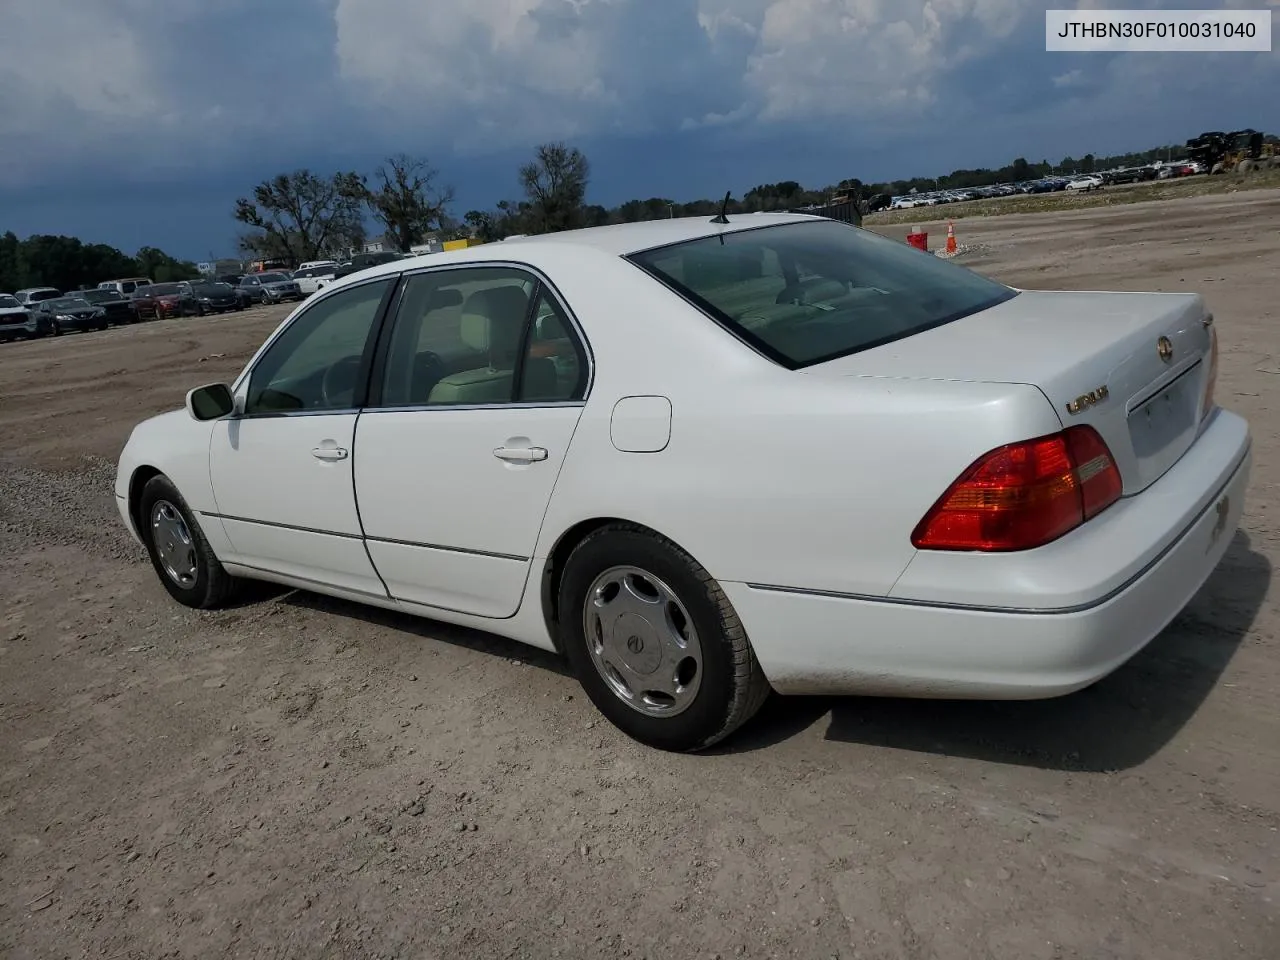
[2,190,1278,960]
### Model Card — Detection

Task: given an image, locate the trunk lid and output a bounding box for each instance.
[806,289,1214,494]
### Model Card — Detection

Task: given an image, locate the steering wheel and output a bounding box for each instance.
[320,355,363,408]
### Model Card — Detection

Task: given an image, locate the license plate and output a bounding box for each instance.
[1128,371,1198,459]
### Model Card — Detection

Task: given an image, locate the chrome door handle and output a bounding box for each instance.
[493,445,548,463]
[311,445,349,461]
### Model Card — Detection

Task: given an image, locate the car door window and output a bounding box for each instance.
[244,277,393,415]
[521,291,587,402]
[377,268,588,408]
[378,267,528,408]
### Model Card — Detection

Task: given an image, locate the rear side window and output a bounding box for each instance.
[627,219,1016,369]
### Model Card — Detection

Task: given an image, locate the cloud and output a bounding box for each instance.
[0,0,1276,209]
[332,0,1045,140]
[0,0,346,188]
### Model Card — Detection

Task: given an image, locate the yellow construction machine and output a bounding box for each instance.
[1188,129,1278,174]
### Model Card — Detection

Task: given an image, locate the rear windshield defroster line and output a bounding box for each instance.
[625,219,1018,370]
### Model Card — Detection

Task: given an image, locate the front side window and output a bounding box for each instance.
[244,278,392,415]
[628,219,1017,369]
[377,267,587,408]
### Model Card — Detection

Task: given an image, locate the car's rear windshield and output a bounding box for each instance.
[626,219,1017,369]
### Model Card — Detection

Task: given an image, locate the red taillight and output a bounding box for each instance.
[911,426,1122,552]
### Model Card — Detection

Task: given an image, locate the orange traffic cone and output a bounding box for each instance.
[945,219,957,255]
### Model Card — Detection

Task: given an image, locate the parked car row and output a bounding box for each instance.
[3,256,421,344]
[1,287,121,341]
[0,277,254,343]
[884,162,1208,210]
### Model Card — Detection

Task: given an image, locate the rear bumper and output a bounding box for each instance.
[726,409,1252,698]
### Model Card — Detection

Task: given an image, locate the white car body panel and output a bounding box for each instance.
[354,406,585,617]
[814,289,1215,495]
[207,414,386,596]
[114,213,1252,701]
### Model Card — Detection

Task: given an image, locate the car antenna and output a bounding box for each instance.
[710,191,731,224]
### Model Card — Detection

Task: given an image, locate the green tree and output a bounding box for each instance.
[518,142,590,234]
[234,169,367,264]
[0,230,27,291]
[135,246,200,283]
[462,210,497,243]
[0,232,196,291]
[365,154,455,253]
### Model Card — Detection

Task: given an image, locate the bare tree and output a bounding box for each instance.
[365,154,456,253]
[518,142,590,234]
[234,169,367,263]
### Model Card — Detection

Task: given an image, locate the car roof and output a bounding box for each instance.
[342,212,823,284]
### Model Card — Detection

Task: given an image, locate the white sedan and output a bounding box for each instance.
[114,213,1251,752]
[1066,175,1104,191]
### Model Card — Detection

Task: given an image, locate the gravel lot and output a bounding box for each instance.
[2,190,1278,960]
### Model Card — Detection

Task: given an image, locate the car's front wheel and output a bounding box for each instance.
[138,474,239,609]
[557,524,771,752]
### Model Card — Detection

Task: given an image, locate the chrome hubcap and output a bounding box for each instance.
[583,566,702,717]
[150,500,197,587]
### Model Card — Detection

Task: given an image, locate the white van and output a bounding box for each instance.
[99,277,152,296]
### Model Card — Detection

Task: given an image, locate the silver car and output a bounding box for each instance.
[236,272,302,306]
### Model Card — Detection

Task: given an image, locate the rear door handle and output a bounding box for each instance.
[493,445,548,463]
[312,445,349,461]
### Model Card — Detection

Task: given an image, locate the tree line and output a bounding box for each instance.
[0,232,199,295]
[235,131,1277,257]
[8,129,1274,293]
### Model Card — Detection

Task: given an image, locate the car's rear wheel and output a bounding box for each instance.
[139,474,238,609]
[557,524,771,752]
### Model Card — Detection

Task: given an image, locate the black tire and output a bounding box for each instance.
[50,320,61,337]
[138,474,238,609]
[557,523,771,752]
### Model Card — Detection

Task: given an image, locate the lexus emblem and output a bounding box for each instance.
[1157,336,1174,363]
[626,635,645,655]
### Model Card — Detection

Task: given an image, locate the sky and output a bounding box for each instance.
[0,0,1276,261]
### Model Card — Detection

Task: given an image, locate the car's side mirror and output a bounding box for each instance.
[185,382,235,421]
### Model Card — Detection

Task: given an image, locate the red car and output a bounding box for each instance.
[130,282,196,320]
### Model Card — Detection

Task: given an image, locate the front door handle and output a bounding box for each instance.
[493,445,548,464]
[312,445,349,461]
